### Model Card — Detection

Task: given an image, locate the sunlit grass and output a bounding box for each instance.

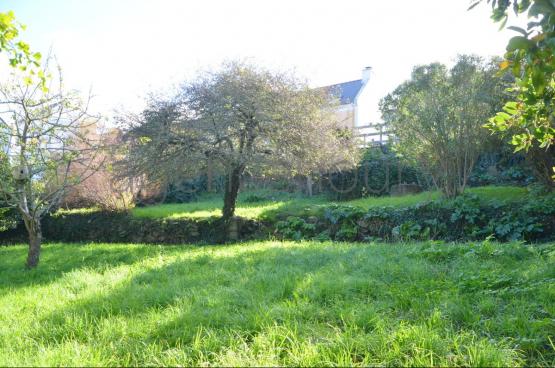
[467,185,528,201]
[1,240,553,366]
[131,199,288,220]
[345,185,528,209]
[132,185,529,221]
[56,207,102,215]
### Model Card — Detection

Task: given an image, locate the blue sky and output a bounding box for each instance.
[1,0,526,123]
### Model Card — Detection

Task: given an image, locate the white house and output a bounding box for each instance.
[321,67,389,145]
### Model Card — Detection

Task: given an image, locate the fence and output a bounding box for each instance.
[354,123,391,146]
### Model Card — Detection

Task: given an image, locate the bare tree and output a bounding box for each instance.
[0,61,101,268]
[119,61,358,228]
[61,127,141,211]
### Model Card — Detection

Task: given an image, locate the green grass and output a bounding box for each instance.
[56,207,102,215]
[132,197,290,220]
[1,240,553,366]
[131,191,329,220]
[131,185,529,221]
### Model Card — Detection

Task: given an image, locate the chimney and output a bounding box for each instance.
[362,66,372,84]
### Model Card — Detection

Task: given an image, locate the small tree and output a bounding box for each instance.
[0,62,100,268]
[120,61,357,226]
[60,127,139,211]
[380,55,512,197]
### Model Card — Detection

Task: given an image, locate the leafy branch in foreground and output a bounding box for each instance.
[0,10,45,88]
[472,0,555,186]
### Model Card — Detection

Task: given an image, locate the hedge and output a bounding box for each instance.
[2,193,554,245]
[275,193,555,243]
[0,212,263,245]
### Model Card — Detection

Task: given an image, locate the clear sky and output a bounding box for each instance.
[0,0,526,123]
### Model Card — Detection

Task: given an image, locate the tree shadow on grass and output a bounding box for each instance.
[0,242,183,290]
[5,241,555,365]
[26,243,373,348]
[21,242,486,366]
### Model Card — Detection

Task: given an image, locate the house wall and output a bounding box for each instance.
[334,104,355,129]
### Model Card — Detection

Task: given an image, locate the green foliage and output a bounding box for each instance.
[392,221,430,241]
[468,140,537,186]
[0,11,44,87]
[132,191,304,220]
[129,186,527,223]
[161,177,208,204]
[0,207,18,232]
[321,145,428,200]
[1,186,537,245]
[476,0,555,185]
[381,55,513,197]
[275,216,317,240]
[323,205,365,241]
[0,153,19,232]
[242,189,308,204]
[275,192,555,243]
[0,210,262,245]
[0,240,553,365]
[120,61,357,222]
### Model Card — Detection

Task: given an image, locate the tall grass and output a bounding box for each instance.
[1,240,553,366]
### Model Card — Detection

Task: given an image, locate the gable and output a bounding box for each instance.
[326,79,364,105]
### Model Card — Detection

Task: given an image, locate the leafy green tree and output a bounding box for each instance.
[472,0,555,185]
[380,55,512,197]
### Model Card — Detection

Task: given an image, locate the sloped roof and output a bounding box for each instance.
[325,79,364,105]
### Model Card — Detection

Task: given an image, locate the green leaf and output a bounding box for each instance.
[512,60,522,76]
[511,134,530,151]
[508,26,528,36]
[494,112,511,123]
[507,36,533,51]
[532,70,547,94]
[467,1,482,11]
[503,101,519,113]
[529,0,555,17]
[498,15,509,30]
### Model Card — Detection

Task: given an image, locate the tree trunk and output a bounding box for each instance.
[206,157,214,192]
[23,217,42,269]
[306,175,313,197]
[222,164,244,223]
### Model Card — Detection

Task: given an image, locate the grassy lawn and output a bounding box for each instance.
[1,240,553,366]
[131,185,529,221]
[131,197,292,220]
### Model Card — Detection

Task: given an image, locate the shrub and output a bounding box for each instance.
[2,192,553,245]
[0,207,19,233]
[319,145,428,200]
[275,193,555,243]
[469,150,534,187]
[275,216,317,241]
